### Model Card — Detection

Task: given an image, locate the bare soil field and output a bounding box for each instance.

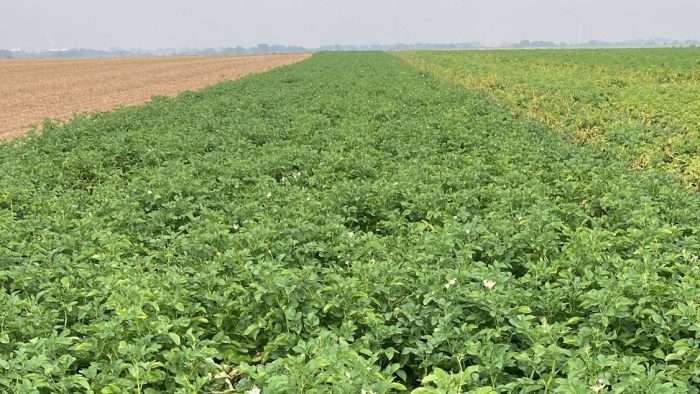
[0,54,311,139]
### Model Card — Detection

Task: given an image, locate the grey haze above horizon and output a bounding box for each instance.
[2,0,700,51]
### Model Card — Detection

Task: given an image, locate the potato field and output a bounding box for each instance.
[2,50,700,393]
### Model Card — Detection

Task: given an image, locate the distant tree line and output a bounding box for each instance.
[3,39,700,59]
[4,44,311,59]
[504,38,700,49]
[317,42,481,51]
[9,48,142,58]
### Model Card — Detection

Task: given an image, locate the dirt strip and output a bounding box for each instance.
[0,54,311,139]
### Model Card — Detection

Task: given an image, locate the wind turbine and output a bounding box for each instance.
[578,20,585,45]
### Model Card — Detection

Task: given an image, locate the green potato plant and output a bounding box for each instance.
[2,51,700,392]
[398,48,700,187]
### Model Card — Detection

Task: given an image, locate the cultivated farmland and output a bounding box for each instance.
[2,51,700,392]
[399,48,700,187]
[0,54,310,139]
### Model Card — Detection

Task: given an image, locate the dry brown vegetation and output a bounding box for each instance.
[0,54,311,139]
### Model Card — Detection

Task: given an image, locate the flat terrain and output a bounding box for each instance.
[399,48,700,186]
[3,51,700,392]
[0,54,310,139]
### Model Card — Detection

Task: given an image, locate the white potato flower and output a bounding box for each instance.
[591,379,606,393]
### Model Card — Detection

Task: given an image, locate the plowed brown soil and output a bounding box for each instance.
[0,54,311,139]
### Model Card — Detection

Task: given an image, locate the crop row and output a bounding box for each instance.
[398,48,700,187]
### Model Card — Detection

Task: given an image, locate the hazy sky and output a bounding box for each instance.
[2,0,700,50]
